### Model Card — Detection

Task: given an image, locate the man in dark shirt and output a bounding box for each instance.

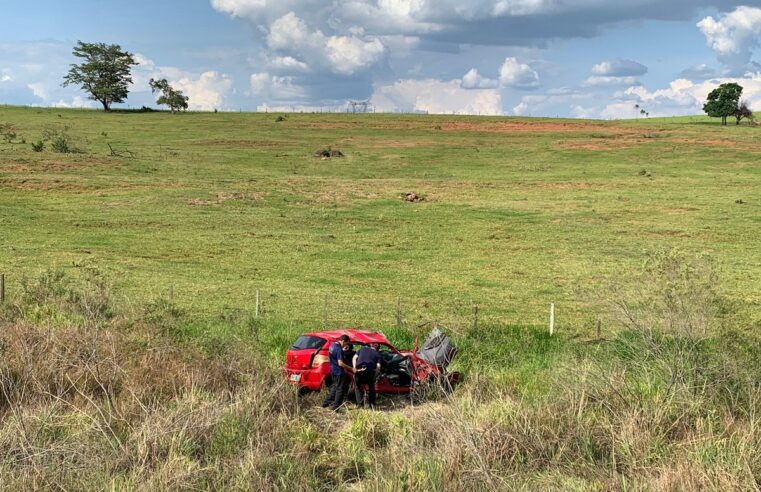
[321,335,361,411]
[353,343,381,409]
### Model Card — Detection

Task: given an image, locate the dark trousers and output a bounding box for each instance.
[354,368,376,407]
[322,372,348,410]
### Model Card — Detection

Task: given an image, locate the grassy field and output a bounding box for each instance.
[1,106,759,336]
[1,106,760,489]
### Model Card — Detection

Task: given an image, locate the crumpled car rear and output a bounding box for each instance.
[416,328,458,368]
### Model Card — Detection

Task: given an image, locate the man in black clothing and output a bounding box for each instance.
[353,343,381,409]
[322,335,362,411]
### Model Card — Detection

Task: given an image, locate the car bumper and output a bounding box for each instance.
[283,368,325,391]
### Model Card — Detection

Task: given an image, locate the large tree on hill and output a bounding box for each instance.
[703,83,743,126]
[62,41,138,111]
[149,78,189,113]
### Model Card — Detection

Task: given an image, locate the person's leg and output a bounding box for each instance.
[354,372,365,407]
[322,376,339,408]
[330,373,347,410]
[367,369,377,408]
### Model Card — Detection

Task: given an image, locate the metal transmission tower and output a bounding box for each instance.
[348,100,373,113]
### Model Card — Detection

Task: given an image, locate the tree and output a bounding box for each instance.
[62,41,138,111]
[149,78,189,113]
[703,83,743,126]
[735,100,753,125]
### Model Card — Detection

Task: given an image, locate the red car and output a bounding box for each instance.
[284,328,459,395]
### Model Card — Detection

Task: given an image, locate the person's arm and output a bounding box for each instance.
[339,359,362,373]
[353,354,359,370]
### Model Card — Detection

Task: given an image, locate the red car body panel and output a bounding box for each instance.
[284,329,456,394]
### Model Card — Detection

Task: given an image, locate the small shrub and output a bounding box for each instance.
[31,141,45,152]
[275,115,288,122]
[41,126,82,154]
[51,136,71,153]
[0,122,18,143]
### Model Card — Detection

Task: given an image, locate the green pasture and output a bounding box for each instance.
[1,106,759,349]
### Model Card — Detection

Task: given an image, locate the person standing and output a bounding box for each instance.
[322,335,361,411]
[353,343,381,409]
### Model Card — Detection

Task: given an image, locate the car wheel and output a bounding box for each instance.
[298,386,311,397]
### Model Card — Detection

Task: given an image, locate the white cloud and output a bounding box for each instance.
[591,59,648,77]
[175,71,234,111]
[599,101,644,119]
[268,55,310,72]
[461,68,498,89]
[584,75,640,87]
[266,11,386,76]
[499,57,540,90]
[52,96,97,109]
[698,6,761,69]
[250,72,307,100]
[371,78,502,114]
[621,74,761,116]
[133,56,234,110]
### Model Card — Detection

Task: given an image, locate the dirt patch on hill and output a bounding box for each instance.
[187,191,265,206]
[0,177,89,192]
[0,157,120,173]
[671,138,738,148]
[555,137,657,151]
[440,121,620,134]
[535,181,595,190]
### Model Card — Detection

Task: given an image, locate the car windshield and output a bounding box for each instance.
[291,335,326,350]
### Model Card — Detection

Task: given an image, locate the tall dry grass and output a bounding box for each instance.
[0,258,759,490]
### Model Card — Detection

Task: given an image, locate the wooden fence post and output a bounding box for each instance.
[596,318,601,339]
[255,290,260,318]
[395,297,403,329]
[323,294,329,329]
[549,303,555,336]
[0,273,5,304]
[472,302,478,331]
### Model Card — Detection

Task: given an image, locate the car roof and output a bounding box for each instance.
[304,329,393,346]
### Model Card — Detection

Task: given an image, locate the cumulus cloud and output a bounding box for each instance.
[461,68,499,89]
[133,55,234,110]
[698,6,761,69]
[499,57,540,89]
[592,59,648,77]
[596,74,761,118]
[268,56,310,72]
[370,78,502,115]
[250,72,307,100]
[679,63,721,80]
[512,89,593,116]
[266,12,386,76]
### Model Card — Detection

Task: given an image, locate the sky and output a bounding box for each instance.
[2,0,761,118]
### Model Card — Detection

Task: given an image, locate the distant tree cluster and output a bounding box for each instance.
[62,41,190,112]
[703,83,753,125]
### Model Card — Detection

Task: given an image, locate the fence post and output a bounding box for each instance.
[472,302,478,331]
[596,318,601,339]
[549,303,555,336]
[255,290,260,318]
[0,273,4,304]
[323,294,329,329]
[395,297,403,329]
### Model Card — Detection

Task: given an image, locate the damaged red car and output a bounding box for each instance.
[284,328,459,395]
